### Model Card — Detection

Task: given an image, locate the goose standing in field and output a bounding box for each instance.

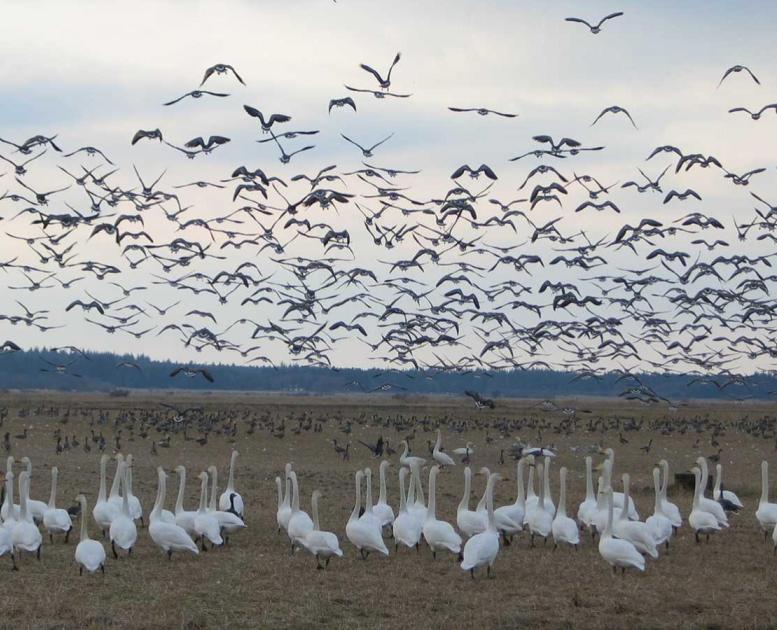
[577,456,598,529]
[300,490,342,568]
[461,471,501,579]
[526,461,553,546]
[612,473,658,559]
[218,450,244,518]
[372,460,395,531]
[695,457,728,528]
[646,467,673,550]
[74,494,105,575]
[173,465,197,536]
[598,489,645,574]
[276,463,293,533]
[194,472,222,550]
[11,471,42,566]
[393,467,422,551]
[124,455,144,527]
[689,466,721,543]
[476,467,521,542]
[432,429,455,467]
[286,470,313,551]
[457,467,486,538]
[108,462,137,558]
[494,457,526,541]
[399,440,426,470]
[207,465,246,542]
[19,457,47,523]
[552,467,580,550]
[43,466,72,543]
[659,459,682,529]
[346,470,388,559]
[713,463,743,513]
[423,465,462,558]
[755,460,777,538]
[93,455,120,536]
[149,468,198,559]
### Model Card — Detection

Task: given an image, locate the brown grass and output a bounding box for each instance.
[1,390,777,629]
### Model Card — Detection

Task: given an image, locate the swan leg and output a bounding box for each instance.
[167,549,173,561]
[112,540,118,559]
[10,554,17,572]
[553,543,557,551]
[432,550,437,559]
[706,533,710,543]
[694,532,700,544]
[470,569,475,580]
[530,533,535,548]
[665,541,669,552]
[612,565,616,575]
[79,566,83,576]
[315,556,323,570]
[36,546,41,561]
[140,516,145,528]
[65,528,71,544]
[128,547,132,557]
[100,564,105,575]
[49,534,54,544]
[487,565,494,579]
[503,534,511,547]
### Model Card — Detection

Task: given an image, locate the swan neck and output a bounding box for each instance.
[762,462,769,503]
[175,468,186,514]
[312,493,321,530]
[350,473,362,522]
[585,457,594,499]
[80,497,89,541]
[209,468,218,512]
[458,468,471,511]
[378,462,388,504]
[558,468,567,516]
[427,469,437,520]
[227,452,237,491]
[48,467,58,508]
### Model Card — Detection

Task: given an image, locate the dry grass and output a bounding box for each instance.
[1,390,777,629]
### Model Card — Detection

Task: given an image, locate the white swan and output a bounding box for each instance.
[93,454,120,536]
[1,457,19,521]
[43,466,72,543]
[577,456,597,529]
[526,461,553,546]
[359,467,382,530]
[646,467,673,550]
[124,455,144,527]
[346,470,388,559]
[552,466,580,550]
[207,465,246,542]
[433,429,455,467]
[689,466,721,543]
[372,460,395,529]
[74,494,106,575]
[276,463,293,533]
[524,457,538,517]
[461,471,501,578]
[393,467,422,551]
[107,453,125,511]
[406,462,427,526]
[194,471,223,549]
[300,490,343,568]
[150,466,176,525]
[755,460,777,537]
[108,462,137,558]
[173,465,197,536]
[494,457,526,541]
[1,470,19,531]
[598,489,645,573]
[476,467,521,540]
[541,456,556,516]
[612,473,658,559]
[399,440,426,471]
[11,471,42,566]
[457,467,486,538]
[149,467,198,559]
[713,463,743,512]
[423,465,462,558]
[695,457,728,527]
[658,459,682,529]
[19,457,47,523]
[600,448,638,519]
[286,470,314,550]
[218,450,244,518]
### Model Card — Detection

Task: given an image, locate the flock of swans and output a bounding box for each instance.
[0,450,245,573]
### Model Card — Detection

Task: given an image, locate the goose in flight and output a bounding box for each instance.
[200,63,245,86]
[718,65,760,88]
[359,52,401,90]
[728,103,777,120]
[243,105,292,132]
[329,97,356,113]
[184,136,231,153]
[340,133,393,157]
[131,128,163,145]
[451,164,497,181]
[591,105,637,129]
[565,12,624,34]
[448,107,517,118]
[169,366,214,383]
[163,90,229,106]
[344,85,411,99]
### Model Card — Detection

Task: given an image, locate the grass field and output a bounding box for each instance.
[1,390,776,629]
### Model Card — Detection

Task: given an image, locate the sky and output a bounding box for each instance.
[1,0,776,374]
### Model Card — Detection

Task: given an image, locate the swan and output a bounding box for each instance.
[658,459,682,529]
[423,465,462,558]
[612,473,658,559]
[689,466,721,543]
[461,471,501,578]
[11,471,42,565]
[194,471,223,550]
[713,463,743,513]
[755,460,777,537]
[393,467,422,551]
[600,449,638,520]
[0,511,13,570]
[276,463,293,533]
[218,450,244,518]
[43,466,72,543]
[695,457,728,527]
[399,440,426,470]
[346,470,388,559]
[526,461,553,546]
[93,454,120,536]
[2,470,19,531]
[552,466,580,550]
[124,455,144,527]
[150,466,176,525]
[494,457,526,541]
[476,467,520,540]
[432,429,455,467]
[406,462,427,526]
[577,456,597,529]
[646,467,673,550]
[74,494,106,575]
[149,467,198,559]
[359,467,382,530]
[457,467,486,538]
[108,462,137,558]
[1,457,19,521]
[207,465,246,542]
[286,470,313,550]
[524,457,538,517]
[173,466,197,536]
[453,442,475,462]
[598,489,645,574]
[372,460,395,530]
[107,453,125,511]
[19,457,47,523]
[541,456,556,516]
[300,490,342,568]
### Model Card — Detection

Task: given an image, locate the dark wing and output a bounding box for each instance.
[598,11,624,26]
[268,113,292,125]
[450,165,470,179]
[243,105,266,125]
[200,66,216,86]
[448,107,476,113]
[359,63,385,85]
[163,92,190,106]
[565,16,593,28]
[228,65,246,85]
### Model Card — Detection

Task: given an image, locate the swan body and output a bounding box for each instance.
[11,471,42,559]
[526,462,553,544]
[495,457,526,537]
[346,470,389,558]
[20,458,47,522]
[659,460,682,528]
[218,450,244,518]
[359,467,383,530]
[301,490,342,568]
[173,466,198,535]
[646,467,673,548]
[695,458,728,527]
[476,467,520,537]
[457,467,487,538]
[423,466,462,556]
[461,472,501,578]
[372,460,395,528]
[93,455,120,534]
[43,466,72,542]
[286,470,314,548]
[405,463,427,526]
[108,463,138,556]
[399,440,426,470]
[689,466,721,542]
[207,465,246,536]
[149,468,198,558]
[194,472,223,548]
[577,456,597,528]
[433,429,456,467]
[393,467,423,550]
[598,489,645,573]
[552,467,580,549]
[612,473,658,559]
[713,463,743,512]
[74,494,105,574]
[756,460,777,535]
[124,455,144,526]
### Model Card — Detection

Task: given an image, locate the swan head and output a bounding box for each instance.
[312,489,322,502]
[20,456,31,466]
[198,472,208,481]
[490,472,503,483]
[208,465,217,476]
[6,456,14,469]
[175,465,185,475]
[285,462,293,476]
[478,467,490,477]
[157,466,167,478]
[355,470,364,483]
[380,460,390,472]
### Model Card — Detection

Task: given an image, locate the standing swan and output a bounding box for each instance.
[124,455,144,527]
[423,465,462,558]
[577,456,597,529]
[149,468,198,559]
[74,494,106,575]
[755,460,777,537]
[207,465,246,542]
[93,454,119,537]
[612,473,658,559]
[713,463,742,513]
[173,466,197,536]
[598,489,645,574]
[495,457,526,541]
[695,457,728,528]
[1,457,19,521]
[346,470,389,559]
[461,471,501,578]
[300,490,343,568]
[194,472,222,550]
[43,467,73,543]
[372,460,395,530]
[11,471,42,567]
[218,450,244,518]
[526,462,553,546]
[393,467,422,551]
[108,462,137,558]
[457,467,486,538]
[552,467,580,550]
[646,467,673,550]
[276,463,293,533]
[432,429,455,467]
[19,457,47,523]
[689,466,721,543]
[286,470,313,551]
[659,459,682,529]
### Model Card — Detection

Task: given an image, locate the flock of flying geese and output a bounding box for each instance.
[0,10,774,403]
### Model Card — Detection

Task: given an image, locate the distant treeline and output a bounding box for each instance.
[0,348,774,401]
